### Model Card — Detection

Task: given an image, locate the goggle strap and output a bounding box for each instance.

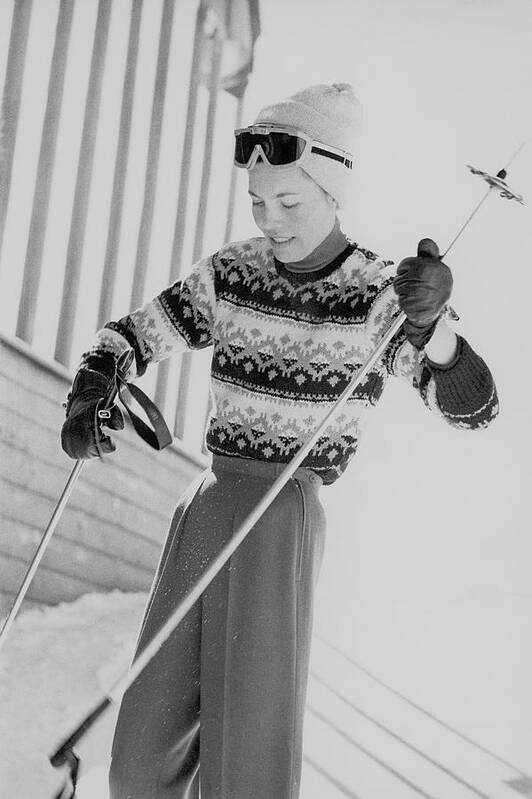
[311,145,353,169]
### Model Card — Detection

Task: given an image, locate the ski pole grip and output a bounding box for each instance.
[50,696,113,767]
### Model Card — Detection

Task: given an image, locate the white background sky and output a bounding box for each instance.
[230,0,532,772]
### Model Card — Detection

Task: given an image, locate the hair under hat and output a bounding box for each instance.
[252,83,362,207]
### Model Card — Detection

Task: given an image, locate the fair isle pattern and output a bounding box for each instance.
[85,236,498,484]
[105,255,216,371]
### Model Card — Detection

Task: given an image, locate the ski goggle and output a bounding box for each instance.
[233,124,353,170]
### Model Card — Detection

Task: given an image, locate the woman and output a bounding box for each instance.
[61,84,498,798]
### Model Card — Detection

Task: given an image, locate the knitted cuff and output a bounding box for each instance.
[105,320,148,376]
[426,335,496,417]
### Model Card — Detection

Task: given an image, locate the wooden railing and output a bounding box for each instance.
[0,0,257,454]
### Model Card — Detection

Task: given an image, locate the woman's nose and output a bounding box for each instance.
[261,204,284,233]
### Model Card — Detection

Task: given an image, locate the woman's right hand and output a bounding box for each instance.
[61,369,124,460]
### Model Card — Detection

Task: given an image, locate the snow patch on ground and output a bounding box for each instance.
[0,591,147,799]
[2,587,531,798]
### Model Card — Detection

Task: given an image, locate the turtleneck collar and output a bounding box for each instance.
[280,217,349,273]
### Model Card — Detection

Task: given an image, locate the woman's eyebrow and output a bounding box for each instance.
[248,191,300,198]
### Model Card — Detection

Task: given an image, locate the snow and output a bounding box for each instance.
[1,582,531,799]
[0,591,146,799]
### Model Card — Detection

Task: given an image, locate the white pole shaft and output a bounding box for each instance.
[0,460,85,653]
[109,309,407,702]
[441,187,493,259]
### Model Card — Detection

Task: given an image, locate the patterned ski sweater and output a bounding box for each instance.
[85,237,499,484]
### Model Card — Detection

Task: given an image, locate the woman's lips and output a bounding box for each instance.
[270,236,294,246]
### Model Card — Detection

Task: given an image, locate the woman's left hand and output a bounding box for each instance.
[393,238,453,348]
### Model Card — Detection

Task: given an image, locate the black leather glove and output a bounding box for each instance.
[61,367,124,460]
[394,238,453,349]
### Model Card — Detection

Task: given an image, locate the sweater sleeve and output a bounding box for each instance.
[80,253,217,377]
[367,264,499,430]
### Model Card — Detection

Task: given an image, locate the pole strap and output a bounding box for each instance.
[116,376,173,451]
[95,350,173,452]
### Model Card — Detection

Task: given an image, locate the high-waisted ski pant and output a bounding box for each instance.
[109,454,326,799]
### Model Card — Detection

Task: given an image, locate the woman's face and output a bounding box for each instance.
[248,162,337,262]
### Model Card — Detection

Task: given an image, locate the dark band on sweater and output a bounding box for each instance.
[105,320,150,376]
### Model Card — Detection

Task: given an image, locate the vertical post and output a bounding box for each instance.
[54,0,112,366]
[202,87,247,449]
[224,90,245,244]
[97,0,143,328]
[0,0,33,265]
[16,0,75,344]
[168,2,206,281]
[192,31,223,261]
[174,30,222,441]
[129,0,176,312]
[153,1,206,410]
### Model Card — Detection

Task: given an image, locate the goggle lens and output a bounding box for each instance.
[234,130,307,166]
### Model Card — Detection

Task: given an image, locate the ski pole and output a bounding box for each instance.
[0,459,86,654]
[49,149,525,798]
[0,351,134,655]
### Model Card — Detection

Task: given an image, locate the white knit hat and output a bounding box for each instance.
[252,83,362,207]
